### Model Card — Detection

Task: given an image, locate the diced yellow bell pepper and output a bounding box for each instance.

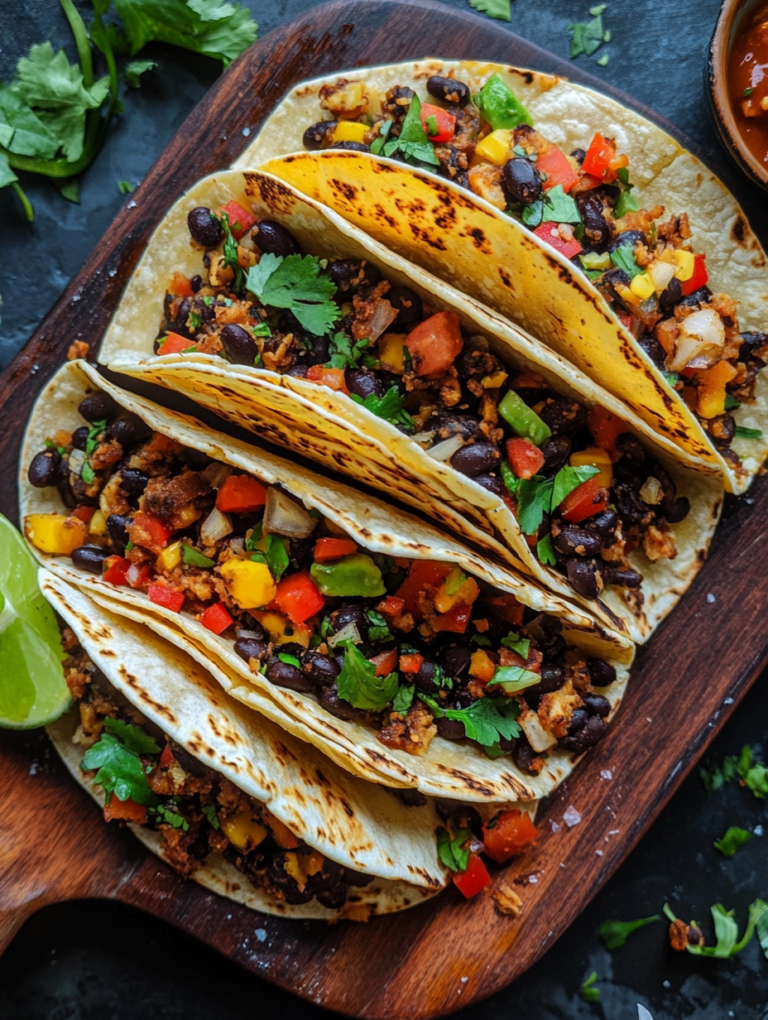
[570,446,613,488]
[156,539,183,574]
[481,370,509,389]
[474,129,513,166]
[377,333,407,374]
[263,809,299,849]
[251,610,312,648]
[89,510,107,537]
[672,249,696,282]
[435,570,480,614]
[220,810,267,852]
[220,559,276,609]
[283,851,308,891]
[629,272,655,301]
[697,361,738,419]
[24,514,89,556]
[470,648,496,682]
[614,281,641,308]
[333,121,368,144]
[303,849,325,876]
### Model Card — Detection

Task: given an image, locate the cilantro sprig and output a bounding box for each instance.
[437,826,471,872]
[700,744,768,799]
[80,716,160,805]
[597,915,660,950]
[714,826,753,858]
[664,900,768,959]
[349,386,415,432]
[381,94,440,167]
[325,333,373,370]
[503,463,600,536]
[336,642,399,712]
[245,254,340,336]
[419,692,520,747]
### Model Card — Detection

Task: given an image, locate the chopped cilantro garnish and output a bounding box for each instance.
[382,94,441,167]
[250,533,290,581]
[336,642,398,711]
[151,806,189,830]
[579,972,600,1003]
[507,464,599,536]
[744,87,754,97]
[425,114,439,136]
[245,253,340,336]
[277,652,301,668]
[253,353,263,367]
[537,534,557,566]
[568,4,609,59]
[392,684,415,715]
[500,633,530,658]
[188,310,202,331]
[663,371,680,387]
[700,744,768,799]
[597,915,660,950]
[370,119,393,156]
[470,633,492,647]
[488,664,540,693]
[80,716,160,806]
[597,53,609,67]
[216,210,247,293]
[419,692,520,747]
[202,803,220,829]
[325,332,371,370]
[81,461,95,485]
[735,425,763,440]
[724,393,740,411]
[714,826,753,857]
[349,386,415,432]
[610,241,644,279]
[366,609,392,643]
[542,184,582,224]
[124,59,156,88]
[117,180,135,194]
[437,826,471,872]
[468,0,511,20]
[85,420,106,455]
[614,181,638,217]
[252,321,271,336]
[664,900,768,958]
[551,464,600,508]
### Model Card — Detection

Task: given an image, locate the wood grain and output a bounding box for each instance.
[1,2,766,1017]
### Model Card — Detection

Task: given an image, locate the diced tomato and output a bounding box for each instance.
[582,132,628,184]
[587,405,624,453]
[274,571,325,626]
[215,474,267,514]
[159,744,175,768]
[126,563,152,590]
[482,810,539,864]
[681,254,708,297]
[71,505,96,524]
[532,222,582,260]
[313,537,358,562]
[306,365,349,393]
[507,437,545,479]
[502,492,517,516]
[559,477,610,523]
[104,797,147,824]
[536,146,578,193]
[453,852,491,899]
[370,648,398,677]
[484,594,524,626]
[395,560,452,619]
[434,602,473,634]
[399,653,424,674]
[158,332,195,355]
[128,512,172,553]
[200,602,233,635]
[169,272,194,298]
[217,200,256,240]
[405,312,463,378]
[377,595,406,618]
[148,584,184,613]
[680,367,698,380]
[103,555,131,586]
[617,311,634,332]
[420,103,455,143]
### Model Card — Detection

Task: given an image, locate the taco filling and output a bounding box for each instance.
[24,387,620,771]
[296,73,766,463]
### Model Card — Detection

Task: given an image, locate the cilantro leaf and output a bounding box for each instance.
[336,642,398,711]
[664,900,768,958]
[382,94,440,167]
[114,0,258,65]
[614,183,639,218]
[425,114,439,136]
[537,533,557,566]
[202,803,220,829]
[551,464,600,508]
[370,119,393,156]
[182,543,215,568]
[392,684,415,715]
[579,972,600,1003]
[714,826,753,857]
[325,332,371,370]
[245,254,340,336]
[0,85,58,159]
[264,533,290,581]
[151,805,190,830]
[117,180,135,194]
[80,717,160,805]
[81,461,95,485]
[700,745,768,798]
[597,915,660,950]
[568,6,608,59]
[349,386,415,432]
[488,664,541,693]
[500,633,530,657]
[469,0,511,21]
[366,609,392,643]
[277,651,301,668]
[758,903,768,960]
[521,199,543,228]
[515,475,553,534]
[610,241,644,279]
[735,425,763,440]
[437,826,471,872]
[124,59,157,87]
[103,716,161,754]
[724,393,741,411]
[420,693,520,746]
[542,184,582,224]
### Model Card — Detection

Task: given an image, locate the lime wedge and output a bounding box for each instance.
[0,514,71,728]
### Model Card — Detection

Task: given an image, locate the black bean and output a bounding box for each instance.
[332,140,370,152]
[522,688,542,711]
[329,604,368,636]
[106,413,152,449]
[78,390,119,423]
[265,657,312,693]
[539,632,566,663]
[539,398,587,436]
[71,426,89,451]
[560,714,606,752]
[567,708,590,735]
[638,334,668,371]
[413,660,441,694]
[389,285,423,329]
[566,557,601,599]
[603,565,643,588]
[501,158,541,205]
[538,663,565,693]
[303,120,337,150]
[435,800,483,836]
[552,526,603,558]
[319,685,363,721]
[346,368,384,400]
[659,276,683,313]
[308,856,346,896]
[587,657,616,687]
[106,514,131,555]
[603,266,631,291]
[679,286,713,308]
[450,442,501,478]
[220,323,259,366]
[512,736,540,774]
[570,148,586,164]
[648,460,676,510]
[588,508,618,539]
[187,206,223,248]
[583,693,611,717]
[437,644,472,679]
[303,651,341,687]
[28,450,60,488]
[179,447,211,471]
[615,433,646,469]
[426,75,470,105]
[328,259,363,290]
[254,220,301,258]
[665,496,690,524]
[427,411,482,442]
[120,469,149,496]
[577,194,611,248]
[708,413,736,446]
[343,866,375,887]
[540,435,572,475]
[473,473,504,497]
[190,275,203,293]
[55,456,76,510]
[267,854,314,904]
[608,230,645,254]
[234,638,268,664]
[70,544,108,574]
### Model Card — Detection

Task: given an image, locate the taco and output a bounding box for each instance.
[97,169,722,642]
[239,59,768,493]
[21,360,633,804]
[42,570,449,919]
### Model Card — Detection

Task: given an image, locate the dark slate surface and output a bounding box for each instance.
[1,1,767,1018]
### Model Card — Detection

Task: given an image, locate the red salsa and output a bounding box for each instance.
[729,4,768,165]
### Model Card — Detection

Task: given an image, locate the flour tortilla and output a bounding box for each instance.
[238,58,768,494]
[98,168,722,643]
[43,571,448,918]
[22,361,633,803]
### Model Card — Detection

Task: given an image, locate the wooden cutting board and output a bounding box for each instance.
[1,2,766,1017]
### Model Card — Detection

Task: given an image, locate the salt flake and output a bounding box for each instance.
[550,820,561,832]
[255,928,267,942]
[600,769,613,780]
[563,805,581,828]
[706,593,716,604]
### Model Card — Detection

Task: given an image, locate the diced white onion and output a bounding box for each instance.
[200,506,232,545]
[519,709,557,753]
[228,536,247,558]
[328,622,362,648]
[68,449,86,474]
[639,476,663,505]
[667,308,725,371]
[201,462,233,489]
[427,435,465,462]
[236,628,263,640]
[410,431,436,445]
[263,486,316,538]
[648,260,677,292]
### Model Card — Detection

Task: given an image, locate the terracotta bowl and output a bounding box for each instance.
[709,0,768,190]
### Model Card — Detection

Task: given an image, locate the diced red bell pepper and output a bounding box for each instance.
[536,146,578,193]
[215,474,267,514]
[482,810,539,864]
[617,311,634,332]
[395,560,452,619]
[376,595,406,618]
[532,222,582,260]
[274,570,325,626]
[306,365,349,394]
[313,537,358,562]
[506,437,545,479]
[370,647,398,677]
[104,797,147,824]
[103,555,131,586]
[587,405,624,453]
[453,852,491,899]
[218,200,256,240]
[502,492,517,516]
[484,594,524,626]
[169,272,194,298]
[581,132,628,184]
[420,103,455,143]
[126,562,152,590]
[71,505,96,524]
[129,512,173,554]
[405,312,463,378]
[200,602,233,635]
[559,477,610,523]
[681,254,708,297]
[158,332,195,355]
[434,602,473,634]
[399,653,424,674]
[148,584,185,613]
[159,743,175,768]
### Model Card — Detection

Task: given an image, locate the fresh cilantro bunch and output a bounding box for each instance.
[2,0,257,220]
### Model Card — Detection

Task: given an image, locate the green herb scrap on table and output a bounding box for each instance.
[0,0,258,219]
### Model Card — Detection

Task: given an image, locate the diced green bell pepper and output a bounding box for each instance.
[476,74,533,131]
[498,390,551,447]
[310,554,385,598]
